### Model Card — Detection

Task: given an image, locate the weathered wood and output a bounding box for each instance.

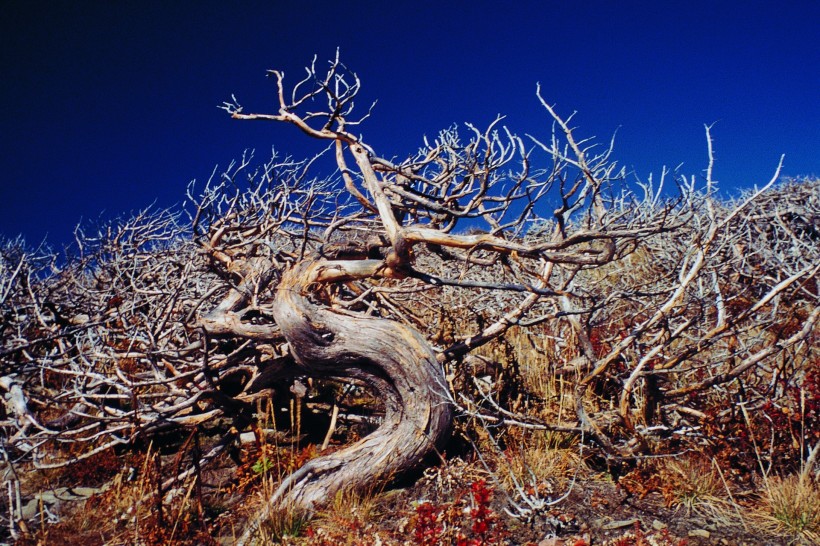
[238,258,453,544]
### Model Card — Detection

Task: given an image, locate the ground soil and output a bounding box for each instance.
[3,441,796,545]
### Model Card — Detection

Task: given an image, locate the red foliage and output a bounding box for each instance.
[461,479,495,545]
[60,448,121,486]
[410,479,505,546]
[697,365,820,478]
[413,501,444,546]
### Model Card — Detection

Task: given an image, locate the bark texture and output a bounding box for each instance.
[238,258,453,544]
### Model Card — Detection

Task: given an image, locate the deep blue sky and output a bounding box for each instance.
[2,1,818,247]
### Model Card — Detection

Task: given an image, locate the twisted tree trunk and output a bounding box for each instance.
[238,258,453,544]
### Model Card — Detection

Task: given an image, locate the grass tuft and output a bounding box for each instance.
[753,475,820,544]
[255,506,312,544]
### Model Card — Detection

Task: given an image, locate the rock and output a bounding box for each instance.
[688,529,711,538]
[290,379,308,397]
[652,519,667,530]
[601,518,639,530]
[70,313,90,325]
[20,485,109,519]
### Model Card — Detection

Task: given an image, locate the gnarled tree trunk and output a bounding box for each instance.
[238,257,453,544]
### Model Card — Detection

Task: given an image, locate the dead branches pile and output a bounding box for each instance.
[1,54,817,539]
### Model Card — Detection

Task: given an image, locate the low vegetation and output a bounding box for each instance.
[1,55,817,544]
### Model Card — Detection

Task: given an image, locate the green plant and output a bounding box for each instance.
[251,456,276,475]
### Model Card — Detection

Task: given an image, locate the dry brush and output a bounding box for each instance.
[1,54,817,542]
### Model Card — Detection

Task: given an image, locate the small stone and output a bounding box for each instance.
[20,499,39,520]
[70,313,90,325]
[290,379,308,397]
[688,529,711,538]
[602,518,639,530]
[652,519,667,530]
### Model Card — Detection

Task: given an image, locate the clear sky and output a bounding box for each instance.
[2,1,818,247]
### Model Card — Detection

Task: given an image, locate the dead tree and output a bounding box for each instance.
[1,54,817,541]
[209,54,680,540]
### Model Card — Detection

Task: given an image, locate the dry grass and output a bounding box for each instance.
[12,444,220,545]
[751,475,820,544]
[253,505,312,545]
[660,456,738,525]
[6,177,818,544]
[506,324,579,423]
[500,430,584,495]
[324,485,386,523]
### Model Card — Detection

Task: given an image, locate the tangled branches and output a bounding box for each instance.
[1,54,817,540]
